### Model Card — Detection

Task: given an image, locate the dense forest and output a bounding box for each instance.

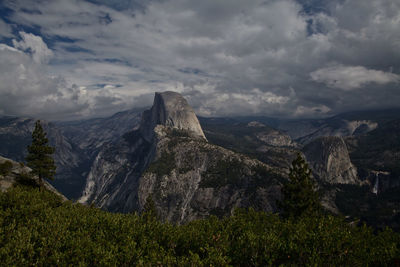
[0,184,399,265]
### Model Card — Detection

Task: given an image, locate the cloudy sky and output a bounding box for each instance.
[0,0,399,120]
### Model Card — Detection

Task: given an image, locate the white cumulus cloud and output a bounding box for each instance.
[310,65,400,90]
[0,0,399,119]
[12,31,54,64]
[0,32,130,120]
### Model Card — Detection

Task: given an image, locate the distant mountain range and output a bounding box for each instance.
[1,94,400,228]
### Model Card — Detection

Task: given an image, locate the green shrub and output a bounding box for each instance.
[0,160,13,176]
[145,151,176,177]
[169,128,191,138]
[0,185,399,265]
[199,158,245,188]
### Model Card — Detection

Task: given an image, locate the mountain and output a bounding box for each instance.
[139,91,206,142]
[346,119,400,191]
[199,117,299,170]
[140,126,283,223]
[79,92,284,223]
[302,136,358,185]
[55,108,143,156]
[331,119,400,229]
[1,99,400,228]
[273,109,400,144]
[198,113,400,227]
[0,108,144,200]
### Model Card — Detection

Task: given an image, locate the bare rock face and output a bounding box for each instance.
[255,130,294,147]
[140,91,206,142]
[78,130,154,210]
[302,136,358,184]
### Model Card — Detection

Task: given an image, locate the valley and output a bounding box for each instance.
[1,92,400,229]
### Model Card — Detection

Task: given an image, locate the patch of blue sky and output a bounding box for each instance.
[62,45,94,54]
[86,0,147,12]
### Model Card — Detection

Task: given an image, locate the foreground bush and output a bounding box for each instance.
[0,185,399,265]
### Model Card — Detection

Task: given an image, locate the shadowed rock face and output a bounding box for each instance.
[302,136,358,184]
[140,91,206,142]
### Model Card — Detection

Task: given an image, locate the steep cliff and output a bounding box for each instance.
[140,91,206,142]
[78,130,154,211]
[302,136,358,184]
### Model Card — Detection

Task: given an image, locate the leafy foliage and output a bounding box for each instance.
[200,119,299,169]
[145,151,176,177]
[0,185,399,265]
[199,158,282,190]
[143,194,158,221]
[278,153,321,218]
[0,161,13,176]
[25,120,56,185]
[336,184,400,230]
[169,128,191,138]
[199,158,245,188]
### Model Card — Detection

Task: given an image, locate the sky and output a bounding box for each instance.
[0,0,399,120]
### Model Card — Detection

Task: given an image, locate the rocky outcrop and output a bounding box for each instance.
[255,129,294,147]
[302,136,358,184]
[140,91,206,142]
[0,156,67,200]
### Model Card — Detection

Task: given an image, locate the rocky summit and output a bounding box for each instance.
[302,136,358,184]
[140,91,206,142]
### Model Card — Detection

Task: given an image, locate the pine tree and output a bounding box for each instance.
[278,153,321,219]
[143,194,158,221]
[26,120,56,187]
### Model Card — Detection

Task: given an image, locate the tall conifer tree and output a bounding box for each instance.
[26,120,56,186]
[278,153,321,218]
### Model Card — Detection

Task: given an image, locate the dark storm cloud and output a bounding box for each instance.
[0,0,399,120]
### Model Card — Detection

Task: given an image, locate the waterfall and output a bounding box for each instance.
[372,173,379,194]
